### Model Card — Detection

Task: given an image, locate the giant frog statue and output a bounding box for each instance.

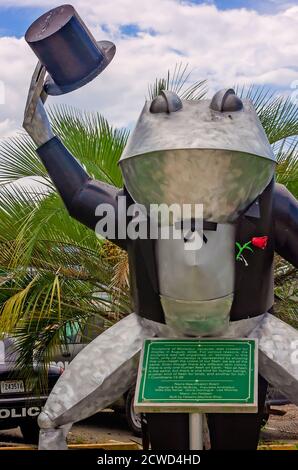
[22,5,298,450]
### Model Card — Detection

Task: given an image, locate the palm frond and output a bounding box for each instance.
[0,180,131,376]
[0,133,51,187]
[274,140,298,197]
[48,105,128,187]
[238,85,298,146]
[274,256,298,329]
[148,63,207,101]
[0,106,128,189]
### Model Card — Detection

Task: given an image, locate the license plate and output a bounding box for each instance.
[1,380,25,394]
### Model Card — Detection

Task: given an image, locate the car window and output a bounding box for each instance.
[2,337,20,363]
[60,322,81,344]
[0,340,4,364]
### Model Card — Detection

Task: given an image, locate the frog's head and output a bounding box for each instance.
[119,89,276,223]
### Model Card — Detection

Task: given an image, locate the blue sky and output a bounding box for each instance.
[0,6,45,37]
[187,1,294,13]
[0,1,295,38]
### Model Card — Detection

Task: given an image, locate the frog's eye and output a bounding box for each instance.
[150,90,183,114]
[210,89,243,112]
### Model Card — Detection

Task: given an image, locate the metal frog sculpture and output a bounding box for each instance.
[22,5,298,450]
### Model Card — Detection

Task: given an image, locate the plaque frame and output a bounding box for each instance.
[134,338,258,413]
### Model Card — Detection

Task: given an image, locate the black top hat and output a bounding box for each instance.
[25,4,116,96]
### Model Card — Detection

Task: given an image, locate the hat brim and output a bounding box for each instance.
[44,40,116,96]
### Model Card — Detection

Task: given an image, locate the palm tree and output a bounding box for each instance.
[0,65,296,378]
[0,111,131,372]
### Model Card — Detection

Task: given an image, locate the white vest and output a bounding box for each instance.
[155,224,235,337]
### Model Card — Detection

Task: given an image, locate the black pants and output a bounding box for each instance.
[146,375,267,450]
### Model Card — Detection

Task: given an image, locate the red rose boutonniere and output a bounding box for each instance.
[236,236,268,266]
[251,236,268,250]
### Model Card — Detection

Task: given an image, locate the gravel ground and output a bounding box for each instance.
[0,405,297,447]
[67,410,142,446]
[260,405,298,443]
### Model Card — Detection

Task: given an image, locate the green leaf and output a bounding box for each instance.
[238,85,298,147]
[48,105,128,187]
[147,63,207,101]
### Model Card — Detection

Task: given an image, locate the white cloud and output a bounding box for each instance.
[0,1,297,139]
[0,118,17,138]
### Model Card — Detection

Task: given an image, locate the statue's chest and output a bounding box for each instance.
[155,224,236,336]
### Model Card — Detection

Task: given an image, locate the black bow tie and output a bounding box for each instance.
[174,219,217,243]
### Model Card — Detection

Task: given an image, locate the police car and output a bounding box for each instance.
[0,337,62,442]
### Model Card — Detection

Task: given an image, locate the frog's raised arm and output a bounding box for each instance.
[23,63,126,250]
[273,183,298,267]
[37,136,127,250]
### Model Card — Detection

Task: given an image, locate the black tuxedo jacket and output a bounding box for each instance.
[38,137,298,324]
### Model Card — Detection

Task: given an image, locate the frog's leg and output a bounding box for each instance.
[224,313,298,405]
[248,313,298,406]
[38,313,161,450]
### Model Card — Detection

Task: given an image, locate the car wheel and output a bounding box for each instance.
[125,388,142,437]
[20,419,40,444]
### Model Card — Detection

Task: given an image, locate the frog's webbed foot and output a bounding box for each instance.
[224,313,298,406]
[248,313,298,406]
[38,313,160,450]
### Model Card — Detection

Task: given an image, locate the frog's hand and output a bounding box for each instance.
[248,313,298,405]
[38,313,157,450]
